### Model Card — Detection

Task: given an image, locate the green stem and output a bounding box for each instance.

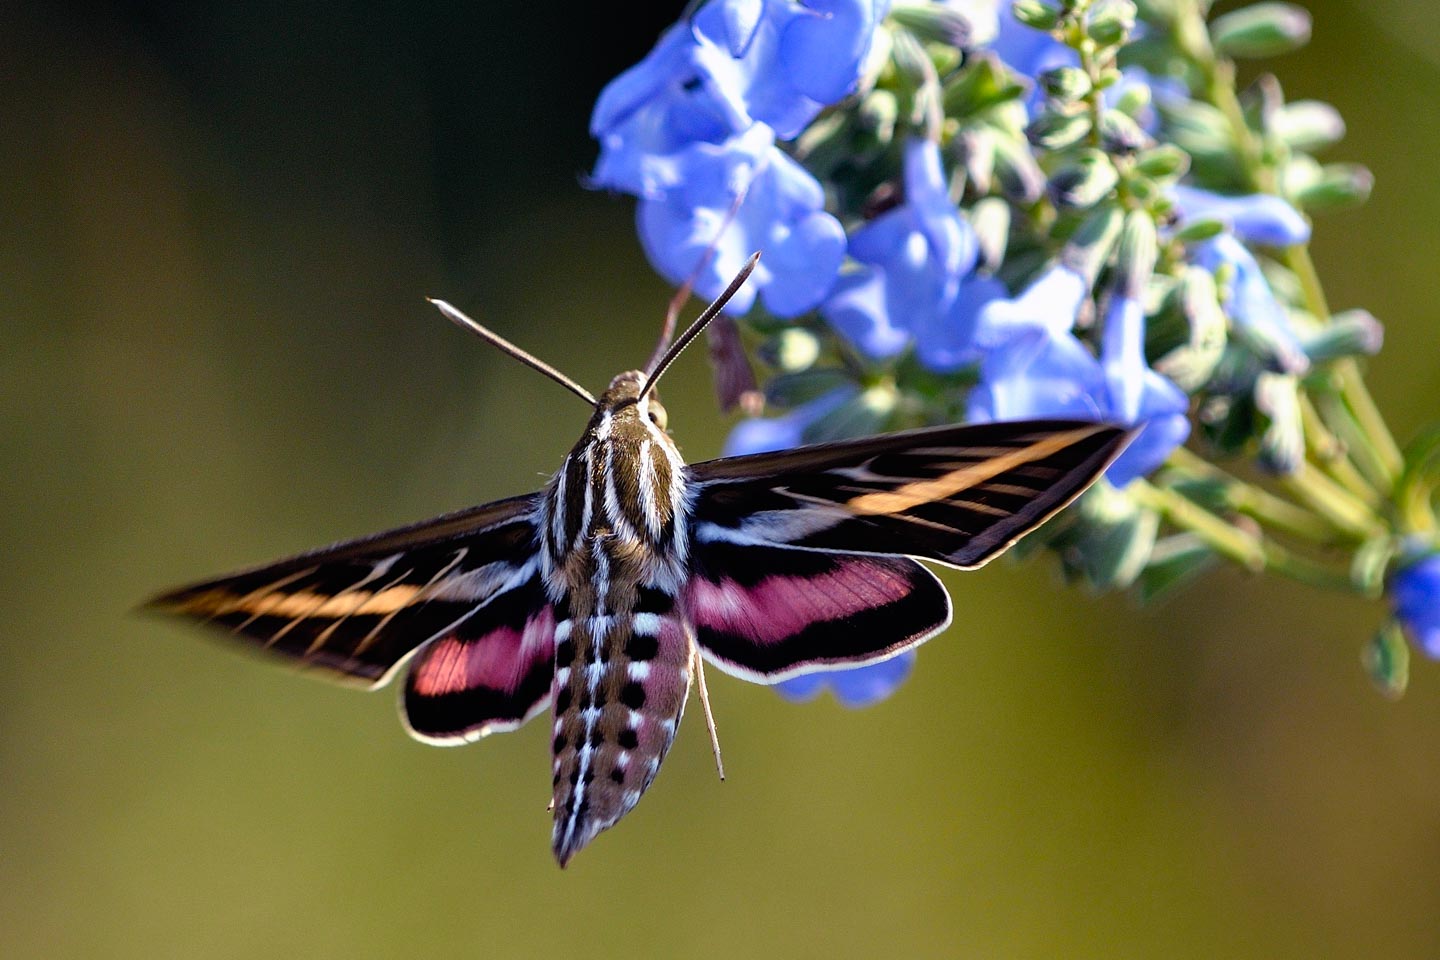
[1165,446,1343,543]
[1282,463,1387,540]
[1130,480,1265,570]
[1132,479,1356,591]
[1299,395,1385,504]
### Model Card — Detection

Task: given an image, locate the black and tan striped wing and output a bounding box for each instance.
[144,493,544,687]
[688,419,1133,570]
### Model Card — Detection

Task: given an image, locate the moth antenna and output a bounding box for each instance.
[691,643,725,781]
[426,298,597,406]
[638,251,760,404]
[645,173,755,373]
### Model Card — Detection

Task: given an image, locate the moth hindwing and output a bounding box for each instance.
[148,275,1132,865]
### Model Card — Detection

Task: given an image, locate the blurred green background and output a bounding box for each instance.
[6,1,1440,957]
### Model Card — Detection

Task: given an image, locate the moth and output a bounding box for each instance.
[147,255,1132,865]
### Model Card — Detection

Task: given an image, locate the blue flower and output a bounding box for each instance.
[1171,186,1311,248]
[973,262,1088,348]
[774,651,917,707]
[590,23,752,197]
[692,0,892,139]
[723,386,856,456]
[1192,233,1310,374]
[591,0,888,196]
[1391,552,1440,658]
[969,314,1190,486]
[821,139,996,371]
[637,124,847,317]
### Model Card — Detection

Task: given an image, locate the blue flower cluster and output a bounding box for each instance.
[591,0,890,317]
[593,1,1412,697]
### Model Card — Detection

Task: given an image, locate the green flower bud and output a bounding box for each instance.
[1111,79,1152,120]
[1155,266,1228,390]
[1039,66,1092,102]
[1137,533,1219,604]
[1158,98,1236,162]
[758,328,823,374]
[1049,149,1120,210]
[1254,371,1303,474]
[1100,108,1151,154]
[1011,0,1062,31]
[1297,309,1383,363]
[888,1,977,48]
[1365,621,1410,700]
[992,133,1047,204]
[1134,143,1191,179]
[1060,202,1124,285]
[1085,0,1138,48]
[941,52,1025,117]
[970,196,1011,272]
[1272,100,1346,152]
[1173,218,1226,243]
[1026,105,1093,151]
[1294,162,1374,212]
[956,125,996,194]
[1066,481,1160,591]
[1210,2,1312,59]
[1115,210,1158,298]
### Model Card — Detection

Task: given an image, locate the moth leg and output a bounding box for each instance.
[690,642,725,782]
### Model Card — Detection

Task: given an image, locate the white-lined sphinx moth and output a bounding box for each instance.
[147,256,1132,864]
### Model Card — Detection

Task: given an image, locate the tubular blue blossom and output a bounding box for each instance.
[723,386,856,456]
[691,0,892,139]
[1192,233,1310,374]
[969,317,1190,486]
[1391,552,1440,658]
[1171,186,1311,247]
[637,124,847,317]
[590,23,752,198]
[973,262,1088,348]
[774,650,917,707]
[821,138,996,370]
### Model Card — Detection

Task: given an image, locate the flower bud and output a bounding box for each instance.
[1040,66,1092,103]
[1138,534,1219,604]
[1155,266,1228,391]
[1158,99,1236,163]
[1365,620,1410,700]
[970,196,1011,272]
[1115,210,1158,298]
[992,134,1046,204]
[1011,0,1062,30]
[1297,308,1383,363]
[1060,202,1124,285]
[942,53,1023,117]
[888,2,977,49]
[1254,371,1303,474]
[956,125,995,193]
[1048,149,1120,211]
[1210,2,1312,59]
[1272,100,1346,152]
[1135,143,1191,180]
[1065,481,1160,590]
[1026,106,1093,151]
[1294,163,1374,212]
[1085,0,1138,48]
[1101,109,1151,155]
